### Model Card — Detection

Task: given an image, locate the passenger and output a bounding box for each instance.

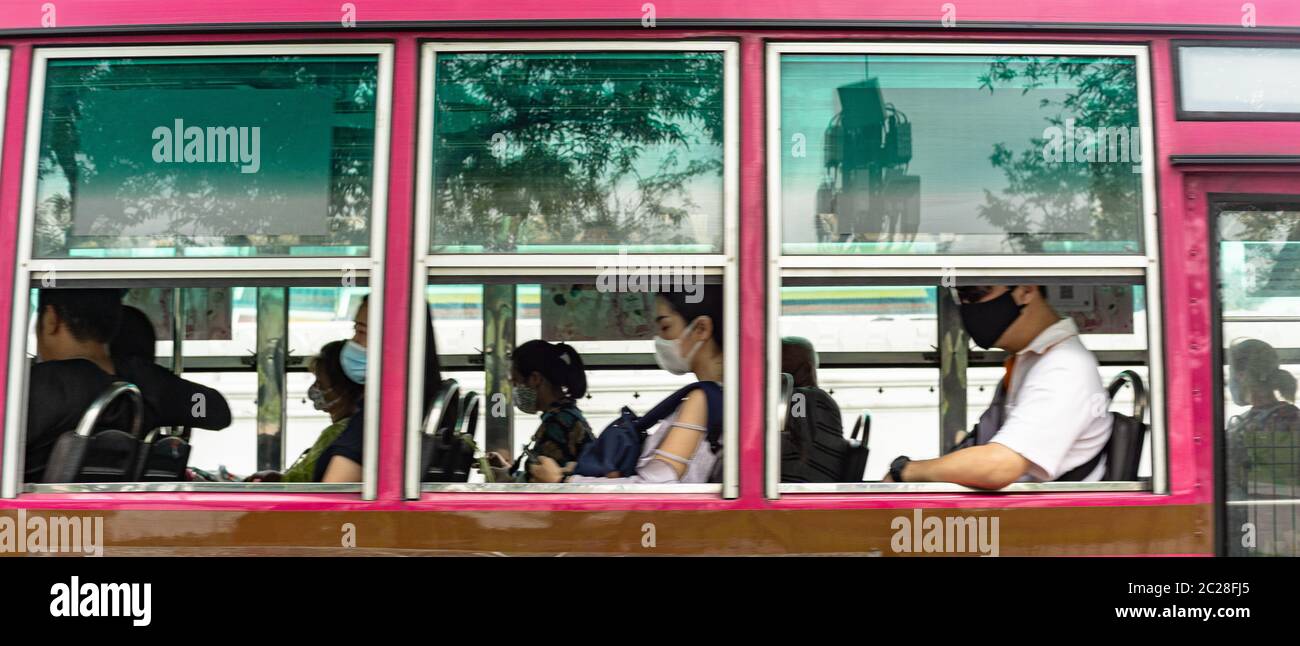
[1225,339,1299,504]
[316,294,442,482]
[112,305,157,365]
[25,289,232,482]
[782,335,841,420]
[485,340,594,482]
[247,340,365,483]
[781,335,822,390]
[883,285,1112,488]
[531,285,724,484]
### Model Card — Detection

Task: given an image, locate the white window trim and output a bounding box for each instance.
[407,40,741,499]
[2,43,395,500]
[764,42,1165,498]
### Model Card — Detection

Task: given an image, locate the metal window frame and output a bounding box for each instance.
[407,40,740,499]
[764,41,1165,498]
[1,43,395,499]
[1172,39,1300,121]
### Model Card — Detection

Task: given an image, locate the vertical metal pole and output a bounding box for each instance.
[170,288,184,373]
[482,283,515,457]
[256,287,289,472]
[938,289,968,455]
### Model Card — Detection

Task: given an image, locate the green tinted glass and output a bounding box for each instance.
[35,55,379,258]
[780,54,1143,255]
[430,51,725,253]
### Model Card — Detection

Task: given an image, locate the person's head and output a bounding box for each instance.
[510,340,587,414]
[339,294,369,385]
[1229,338,1297,406]
[653,285,723,378]
[111,305,158,366]
[35,289,124,362]
[782,336,819,389]
[308,340,365,422]
[953,285,1056,352]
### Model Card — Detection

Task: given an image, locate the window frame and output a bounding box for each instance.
[1208,192,1300,555]
[764,41,1166,498]
[2,43,396,499]
[407,40,741,499]
[1172,39,1300,122]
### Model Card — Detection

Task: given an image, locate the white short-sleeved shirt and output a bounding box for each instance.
[988,318,1113,482]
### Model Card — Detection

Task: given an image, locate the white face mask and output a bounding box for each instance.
[653,318,703,376]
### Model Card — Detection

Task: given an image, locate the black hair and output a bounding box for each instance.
[111,305,157,365]
[1231,338,1297,403]
[310,339,364,411]
[37,289,124,344]
[658,284,724,347]
[512,339,587,399]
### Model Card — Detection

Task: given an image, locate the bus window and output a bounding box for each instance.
[33,49,382,257]
[767,42,1160,496]
[1215,201,1300,557]
[777,48,1143,255]
[1176,43,1300,119]
[411,278,732,494]
[411,42,740,497]
[18,284,373,491]
[5,44,392,499]
[427,45,727,254]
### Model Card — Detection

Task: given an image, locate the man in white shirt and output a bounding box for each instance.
[884,285,1112,488]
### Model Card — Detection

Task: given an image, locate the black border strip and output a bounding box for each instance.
[1172,39,1300,121]
[1207,192,1300,557]
[6,18,1300,38]
[1170,155,1300,166]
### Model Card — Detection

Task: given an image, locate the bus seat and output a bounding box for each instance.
[420,379,473,482]
[132,429,192,482]
[41,381,145,483]
[844,409,871,481]
[1103,370,1148,481]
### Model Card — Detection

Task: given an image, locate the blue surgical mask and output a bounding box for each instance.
[340,340,367,384]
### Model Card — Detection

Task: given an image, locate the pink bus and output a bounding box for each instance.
[0,0,1298,556]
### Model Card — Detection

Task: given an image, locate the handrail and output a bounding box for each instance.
[777,372,794,433]
[1107,370,1148,421]
[422,379,460,439]
[73,381,144,439]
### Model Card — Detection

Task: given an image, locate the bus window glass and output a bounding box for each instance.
[421,278,726,486]
[778,280,1153,484]
[779,54,1143,254]
[34,55,380,258]
[1217,204,1300,556]
[1179,46,1300,116]
[23,285,370,486]
[430,51,725,253]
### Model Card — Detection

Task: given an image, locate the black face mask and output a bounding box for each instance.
[959,289,1025,349]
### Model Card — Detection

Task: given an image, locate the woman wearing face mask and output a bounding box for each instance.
[1225,339,1299,526]
[316,294,442,482]
[246,340,363,482]
[484,340,593,482]
[530,286,724,484]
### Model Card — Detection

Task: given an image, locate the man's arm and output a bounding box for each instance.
[887,443,1031,490]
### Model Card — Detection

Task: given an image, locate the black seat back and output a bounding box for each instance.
[132,430,192,482]
[779,372,860,483]
[1104,370,1148,481]
[420,379,474,483]
[42,382,145,483]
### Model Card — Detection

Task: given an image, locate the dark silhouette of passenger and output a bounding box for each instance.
[25,289,232,482]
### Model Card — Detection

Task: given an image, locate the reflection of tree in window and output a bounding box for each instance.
[431,52,724,252]
[977,57,1143,253]
[35,57,377,256]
